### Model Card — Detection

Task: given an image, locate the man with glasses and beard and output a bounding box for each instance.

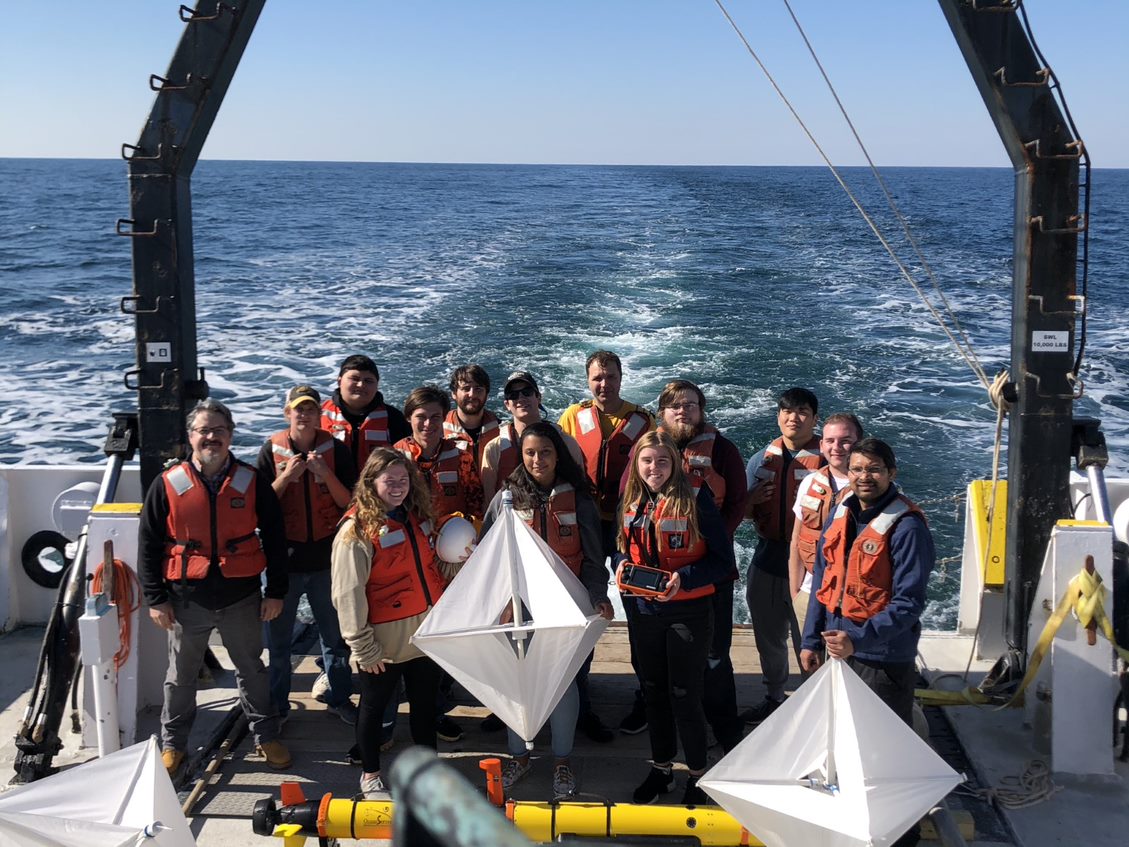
[648,380,746,749]
[139,398,291,775]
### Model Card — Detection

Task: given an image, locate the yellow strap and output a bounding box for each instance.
[917,564,1128,707]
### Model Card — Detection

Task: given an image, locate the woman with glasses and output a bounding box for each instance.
[616,430,733,806]
[480,421,614,797]
[331,448,458,800]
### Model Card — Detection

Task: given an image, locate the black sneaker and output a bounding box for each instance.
[619,700,648,735]
[481,712,504,732]
[436,715,463,742]
[738,696,783,726]
[681,775,712,806]
[632,766,675,804]
[577,711,614,743]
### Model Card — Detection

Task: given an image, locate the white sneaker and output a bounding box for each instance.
[311,671,330,703]
[359,772,390,800]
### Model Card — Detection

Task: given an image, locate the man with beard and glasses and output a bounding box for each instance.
[443,364,500,467]
[649,379,747,750]
[480,371,584,502]
[320,355,411,470]
[139,398,291,775]
[613,381,746,742]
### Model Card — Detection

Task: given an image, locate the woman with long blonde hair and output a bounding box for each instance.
[615,430,733,806]
[332,448,456,800]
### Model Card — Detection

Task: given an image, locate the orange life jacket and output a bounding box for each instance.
[492,422,522,487]
[621,490,714,601]
[162,459,266,581]
[516,483,583,576]
[394,437,470,519]
[749,436,824,541]
[443,409,500,467]
[673,426,726,508]
[574,402,651,514]
[269,429,343,543]
[357,511,447,624]
[320,398,391,468]
[795,470,845,574]
[815,492,925,622]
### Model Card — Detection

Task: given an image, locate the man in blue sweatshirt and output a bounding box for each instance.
[799,437,934,725]
[800,437,933,846]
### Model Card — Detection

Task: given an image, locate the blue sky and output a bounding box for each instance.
[2,1,1125,167]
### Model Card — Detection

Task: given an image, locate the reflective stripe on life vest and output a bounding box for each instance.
[320,400,390,467]
[162,459,266,581]
[814,492,924,622]
[269,429,343,543]
[573,402,652,514]
[750,435,824,541]
[361,512,447,624]
[621,488,713,601]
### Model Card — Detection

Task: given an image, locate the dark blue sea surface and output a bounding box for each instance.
[2,158,1128,628]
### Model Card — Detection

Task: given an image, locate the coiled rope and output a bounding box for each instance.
[956,758,1061,809]
[90,558,142,671]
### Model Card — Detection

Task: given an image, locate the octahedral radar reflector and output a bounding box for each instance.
[700,658,962,847]
[413,492,608,741]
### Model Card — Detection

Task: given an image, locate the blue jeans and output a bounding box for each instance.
[507,680,579,759]
[266,569,352,712]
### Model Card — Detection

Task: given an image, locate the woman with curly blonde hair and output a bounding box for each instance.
[332,448,456,800]
[615,430,733,807]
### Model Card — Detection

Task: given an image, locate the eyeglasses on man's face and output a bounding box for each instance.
[192,426,231,438]
[505,387,537,401]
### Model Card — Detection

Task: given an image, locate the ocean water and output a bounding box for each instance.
[2,158,1128,629]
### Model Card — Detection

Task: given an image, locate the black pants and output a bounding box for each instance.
[702,583,741,749]
[848,656,921,847]
[356,656,441,773]
[631,597,713,771]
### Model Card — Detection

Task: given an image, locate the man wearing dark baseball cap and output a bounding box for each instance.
[480,371,583,502]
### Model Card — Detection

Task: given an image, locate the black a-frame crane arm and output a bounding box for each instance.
[937,0,1082,656]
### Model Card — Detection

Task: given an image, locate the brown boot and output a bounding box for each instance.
[161,749,185,775]
[258,740,292,770]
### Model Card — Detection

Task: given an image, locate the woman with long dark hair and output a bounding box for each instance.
[331,448,458,799]
[616,430,733,806]
[481,421,614,797]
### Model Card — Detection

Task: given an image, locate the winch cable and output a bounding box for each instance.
[713,0,993,391]
[779,0,988,387]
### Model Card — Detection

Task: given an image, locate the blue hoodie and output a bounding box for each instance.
[801,484,935,663]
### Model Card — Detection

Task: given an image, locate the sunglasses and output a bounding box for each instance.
[505,387,537,400]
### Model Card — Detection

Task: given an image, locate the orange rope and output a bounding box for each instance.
[90,559,142,671]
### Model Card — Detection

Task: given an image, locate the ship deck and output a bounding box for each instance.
[6,624,1122,846]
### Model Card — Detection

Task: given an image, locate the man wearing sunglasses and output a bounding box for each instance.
[480,371,583,502]
[139,398,292,775]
